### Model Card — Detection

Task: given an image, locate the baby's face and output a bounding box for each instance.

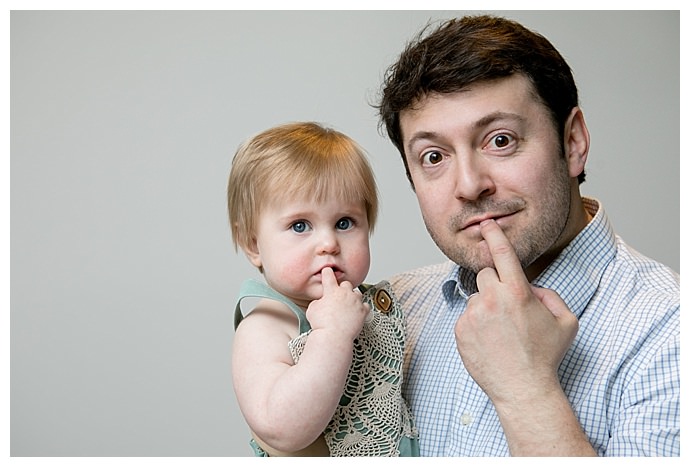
[245,195,371,309]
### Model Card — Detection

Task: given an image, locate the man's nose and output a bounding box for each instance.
[452,154,496,201]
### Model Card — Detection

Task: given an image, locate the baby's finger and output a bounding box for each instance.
[320,267,338,292]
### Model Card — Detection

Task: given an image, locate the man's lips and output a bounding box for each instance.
[460,212,514,231]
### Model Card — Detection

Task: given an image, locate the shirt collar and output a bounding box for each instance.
[443,198,616,318]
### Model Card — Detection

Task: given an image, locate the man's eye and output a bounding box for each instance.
[336,218,354,230]
[491,134,514,149]
[291,221,309,233]
[422,150,444,165]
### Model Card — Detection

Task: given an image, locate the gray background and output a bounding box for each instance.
[11,10,679,456]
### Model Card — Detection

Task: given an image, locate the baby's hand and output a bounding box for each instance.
[305,267,369,342]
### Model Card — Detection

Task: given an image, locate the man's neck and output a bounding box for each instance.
[524,197,593,282]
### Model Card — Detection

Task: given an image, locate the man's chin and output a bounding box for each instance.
[440,244,494,273]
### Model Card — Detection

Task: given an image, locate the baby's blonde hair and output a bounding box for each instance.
[227,122,379,252]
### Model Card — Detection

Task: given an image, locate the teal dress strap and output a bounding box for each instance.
[234,279,311,335]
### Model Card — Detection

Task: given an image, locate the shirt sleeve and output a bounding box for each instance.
[607,329,680,456]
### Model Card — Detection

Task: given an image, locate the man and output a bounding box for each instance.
[377,15,679,456]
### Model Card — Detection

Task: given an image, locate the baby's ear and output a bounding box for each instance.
[242,236,263,270]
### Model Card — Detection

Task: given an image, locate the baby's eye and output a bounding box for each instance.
[335,218,354,230]
[291,221,310,233]
[421,150,444,165]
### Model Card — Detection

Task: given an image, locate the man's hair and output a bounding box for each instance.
[227,121,378,252]
[377,14,585,184]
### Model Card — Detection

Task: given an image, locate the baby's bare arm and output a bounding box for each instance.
[232,268,368,453]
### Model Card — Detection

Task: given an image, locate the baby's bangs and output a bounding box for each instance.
[310,165,371,206]
[270,157,369,205]
[266,146,374,206]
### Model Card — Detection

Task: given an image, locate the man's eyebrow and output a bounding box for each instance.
[405,112,525,154]
[405,131,440,154]
[472,111,525,130]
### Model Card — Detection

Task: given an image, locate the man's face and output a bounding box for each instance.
[399,74,581,278]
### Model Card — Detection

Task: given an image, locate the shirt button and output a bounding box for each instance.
[460,412,473,426]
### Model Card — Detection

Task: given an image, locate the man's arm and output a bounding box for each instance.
[454,219,596,456]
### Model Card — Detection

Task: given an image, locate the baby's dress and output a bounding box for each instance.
[234,279,419,457]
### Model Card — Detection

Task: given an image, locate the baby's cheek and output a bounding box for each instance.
[350,249,371,285]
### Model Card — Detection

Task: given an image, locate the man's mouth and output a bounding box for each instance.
[453,200,526,233]
[460,213,512,231]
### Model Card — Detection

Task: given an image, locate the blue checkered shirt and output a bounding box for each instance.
[391,198,679,456]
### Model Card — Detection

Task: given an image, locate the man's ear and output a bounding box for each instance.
[564,107,590,178]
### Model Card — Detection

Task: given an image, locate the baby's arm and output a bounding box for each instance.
[232,268,369,454]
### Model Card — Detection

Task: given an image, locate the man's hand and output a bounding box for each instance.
[454,219,593,455]
[455,218,578,404]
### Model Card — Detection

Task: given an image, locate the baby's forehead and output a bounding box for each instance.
[265,176,364,201]
[266,192,365,209]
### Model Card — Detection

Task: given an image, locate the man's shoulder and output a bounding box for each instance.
[390,261,455,283]
[611,237,680,305]
[591,237,680,339]
[386,262,455,322]
[387,261,455,301]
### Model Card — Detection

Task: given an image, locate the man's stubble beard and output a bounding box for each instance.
[424,164,573,274]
